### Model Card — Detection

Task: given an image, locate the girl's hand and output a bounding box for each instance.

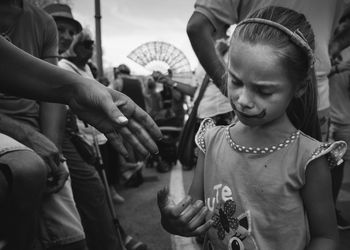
[157,187,213,237]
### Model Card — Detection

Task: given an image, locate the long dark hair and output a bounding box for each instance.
[231,6,320,139]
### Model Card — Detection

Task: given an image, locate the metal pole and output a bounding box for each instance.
[91,128,126,250]
[94,0,104,78]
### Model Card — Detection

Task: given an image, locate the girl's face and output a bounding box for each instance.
[228,40,297,127]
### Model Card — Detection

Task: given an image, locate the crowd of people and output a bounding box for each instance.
[1,0,350,250]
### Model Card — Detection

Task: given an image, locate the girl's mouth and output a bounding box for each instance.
[232,104,266,119]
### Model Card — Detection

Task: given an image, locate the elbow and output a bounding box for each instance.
[186,18,199,41]
[186,13,209,41]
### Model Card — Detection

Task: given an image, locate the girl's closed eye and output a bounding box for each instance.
[231,78,243,87]
[229,74,243,87]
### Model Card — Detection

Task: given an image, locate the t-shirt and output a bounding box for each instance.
[0,1,58,128]
[194,0,349,111]
[195,118,346,250]
[193,64,232,119]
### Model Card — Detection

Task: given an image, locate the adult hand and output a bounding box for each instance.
[68,79,162,158]
[157,187,212,237]
[28,131,69,194]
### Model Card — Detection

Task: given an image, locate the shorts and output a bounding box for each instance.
[0,133,85,247]
[329,123,350,161]
[0,133,30,156]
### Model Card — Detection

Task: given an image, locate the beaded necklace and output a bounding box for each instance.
[225,126,300,154]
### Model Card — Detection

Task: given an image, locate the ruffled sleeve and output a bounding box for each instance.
[306,140,347,169]
[195,118,216,153]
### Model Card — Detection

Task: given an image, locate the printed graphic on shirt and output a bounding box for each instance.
[206,184,258,249]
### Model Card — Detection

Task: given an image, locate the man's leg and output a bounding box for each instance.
[39,160,87,250]
[62,134,123,250]
[0,150,47,250]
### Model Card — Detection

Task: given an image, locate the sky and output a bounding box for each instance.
[70,0,198,76]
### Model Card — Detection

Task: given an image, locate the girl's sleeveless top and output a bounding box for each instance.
[195,118,346,250]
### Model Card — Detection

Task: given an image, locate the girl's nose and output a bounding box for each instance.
[237,88,254,109]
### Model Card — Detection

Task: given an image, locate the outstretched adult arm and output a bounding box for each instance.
[0,37,162,157]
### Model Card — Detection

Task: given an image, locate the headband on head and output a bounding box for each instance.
[236,18,314,70]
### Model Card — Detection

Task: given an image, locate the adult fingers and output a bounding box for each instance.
[102,89,130,126]
[105,130,128,157]
[48,167,69,194]
[127,119,159,155]
[125,104,162,141]
[45,160,69,194]
[119,126,149,158]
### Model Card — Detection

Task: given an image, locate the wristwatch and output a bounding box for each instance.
[172,82,178,89]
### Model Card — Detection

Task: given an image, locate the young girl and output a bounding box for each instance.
[157,6,347,250]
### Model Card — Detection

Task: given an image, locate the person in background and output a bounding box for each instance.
[110,64,146,187]
[144,77,163,120]
[152,38,233,171]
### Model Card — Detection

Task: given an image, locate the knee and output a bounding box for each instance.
[1,150,47,198]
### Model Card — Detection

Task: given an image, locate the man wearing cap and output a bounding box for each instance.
[0,0,87,249]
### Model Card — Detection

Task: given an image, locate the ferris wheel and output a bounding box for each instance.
[127,41,194,85]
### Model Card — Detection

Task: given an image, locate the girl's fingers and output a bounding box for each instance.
[157,189,193,218]
[192,219,213,236]
[171,195,193,217]
[179,200,205,224]
[187,205,210,231]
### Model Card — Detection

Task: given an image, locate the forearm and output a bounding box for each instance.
[187,13,226,93]
[40,102,67,152]
[164,79,197,97]
[306,237,338,250]
[0,37,80,104]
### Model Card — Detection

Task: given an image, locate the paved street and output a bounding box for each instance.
[115,162,350,250]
